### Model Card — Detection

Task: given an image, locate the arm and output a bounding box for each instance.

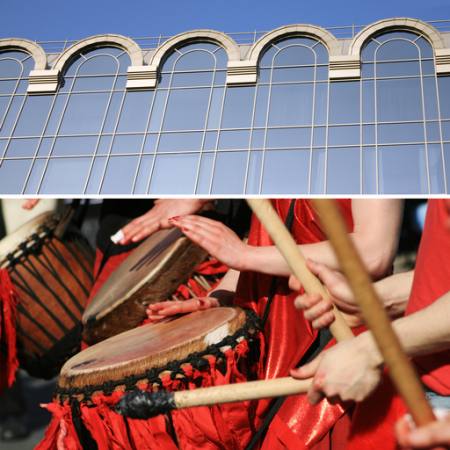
[171,200,403,279]
[291,291,450,404]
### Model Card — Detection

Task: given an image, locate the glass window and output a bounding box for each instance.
[327,147,360,194]
[378,122,424,145]
[266,127,311,148]
[23,159,46,194]
[378,145,428,194]
[438,77,450,119]
[329,82,359,124]
[149,153,198,194]
[376,40,419,61]
[261,149,309,194]
[218,130,250,150]
[211,151,247,194]
[84,157,107,194]
[158,132,203,152]
[52,136,98,156]
[13,95,53,137]
[111,134,143,154]
[428,144,445,194]
[133,155,154,194]
[0,159,32,194]
[221,86,255,129]
[245,150,263,194]
[196,153,214,194]
[5,138,39,158]
[362,146,377,194]
[100,156,139,194]
[328,126,360,146]
[310,148,325,194]
[0,96,25,138]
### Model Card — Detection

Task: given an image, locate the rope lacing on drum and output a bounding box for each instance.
[55,310,262,405]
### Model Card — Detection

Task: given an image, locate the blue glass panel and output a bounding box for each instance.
[316,66,328,81]
[13,95,53,136]
[260,45,278,67]
[377,78,423,122]
[218,130,250,149]
[261,149,309,194]
[149,153,198,194]
[72,76,116,91]
[313,127,326,147]
[362,146,377,194]
[314,82,328,126]
[444,145,450,189]
[133,155,154,194]
[442,121,450,142]
[438,77,450,119]
[39,157,92,194]
[143,134,158,153]
[60,93,110,134]
[114,75,127,90]
[329,81,359,124]
[421,60,435,76]
[23,158,46,194]
[361,40,378,62]
[0,96,24,137]
[58,76,75,93]
[85,156,107,194]
[102,92,125,133]
[266,127,311,148]
[196,152,214,194]
[158,72,172,88]
[204,131,218,150]
[16,80,28,94]
[273,45,315,66]
[0,80,19,95]
[376,40,419,61]
[258,68,271,83]
[426,122,441,142]
[5,138,39,157]
[101,156,139,193]
[213,48,227,70]
[111,134,143,154]
[0,159,31,193]
[415,37,433,59]
[314,43,329,65]
[375,60,420,77]
[251,129,265,149]
[377,31,420,43]
[222,86,255,128]
[174,50,216,71]
[0,97,10,123]
[178,42,222,54]
[362,80,375,123]
[268,84,313,126]
[363,125,375,145]
[271,67,315,82]
[428,144,445,193]
[171,71,214,87]
[423,77,439,120]
[211,151,246,194]
[245,150,262,194]
[328,126,360,146]
[38,137,54,157]
[97,135,113,155]
[0,57,23,78]
[52,136,98,156]
[163,88,210,130]
[77,55,119,76]
[378,122,424,144]
[158,132,203,152]
[253,85,269,128]
[310,148,325,194]
[362,62,374,78]
[207,87,225,129]
[213,70,226,85]
[327,147,360,194]
[117,91,153,133]
[378,145,428,194]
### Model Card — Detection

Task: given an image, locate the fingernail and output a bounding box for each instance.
[169,216,181,222]
[181,226,190,232]
[110,230,124,244]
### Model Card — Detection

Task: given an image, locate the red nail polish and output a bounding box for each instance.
[169,216,181,221]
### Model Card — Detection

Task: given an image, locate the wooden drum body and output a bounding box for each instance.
[0,212,94,378]
[82,228,208,346]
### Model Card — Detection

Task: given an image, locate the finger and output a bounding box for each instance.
[407,421,450,448]
[303,299,333,322]
[172,216,224,239]
[308,375,326,405]
[147,301,176,312]
[288,275,301,291]
[175,225,223,256]
[123,221,161,244]
[290,355,321,379]
[22,199,39,210]
[311,311,336,329]
[296,293,325,311]
[306,259,342,294]
[395,417,413,447]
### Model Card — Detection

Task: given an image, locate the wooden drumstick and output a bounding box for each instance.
[117,377,312,419]
[246,199,353,342]
[312,199,435,427]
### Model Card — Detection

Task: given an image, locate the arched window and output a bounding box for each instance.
[361,30,445,194]
[251,37,329,194]
[143,42,228,194]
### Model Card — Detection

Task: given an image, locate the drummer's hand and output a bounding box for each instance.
[290,332,383,404]
[146,297,220,322]
[22,199,40,210]
[169,215,250,271]
[396,411,450,449]
[290,259,363,329]
[112,199,210,245]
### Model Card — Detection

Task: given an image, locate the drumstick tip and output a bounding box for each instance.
[116,390,176,419]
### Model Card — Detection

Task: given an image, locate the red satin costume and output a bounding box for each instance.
[347,199,450,450]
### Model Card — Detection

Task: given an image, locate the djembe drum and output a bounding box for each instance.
[0,212,94,379]
[82,227,211,345]
[37,307,263,450]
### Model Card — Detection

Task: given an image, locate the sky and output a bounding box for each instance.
[1,0,450,42]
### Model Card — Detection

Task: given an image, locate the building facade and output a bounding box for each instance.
[1,18,450,195]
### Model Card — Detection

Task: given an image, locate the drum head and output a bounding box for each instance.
[82,228,207,345]
[60,307,247,389]
[0,212,55,267]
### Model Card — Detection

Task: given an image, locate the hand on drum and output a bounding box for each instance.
[146,297,220,323]
[290,259,363,329]
[169,215,250,271]
[290,332,383,404]
[111,199,209,245]
[396,410,450,449]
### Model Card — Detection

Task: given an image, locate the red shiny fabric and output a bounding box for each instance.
[0,269,19,391]
[234,199,354,449]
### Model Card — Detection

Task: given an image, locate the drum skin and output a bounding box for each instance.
[82,228,208,346]
[1,212,95,378]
